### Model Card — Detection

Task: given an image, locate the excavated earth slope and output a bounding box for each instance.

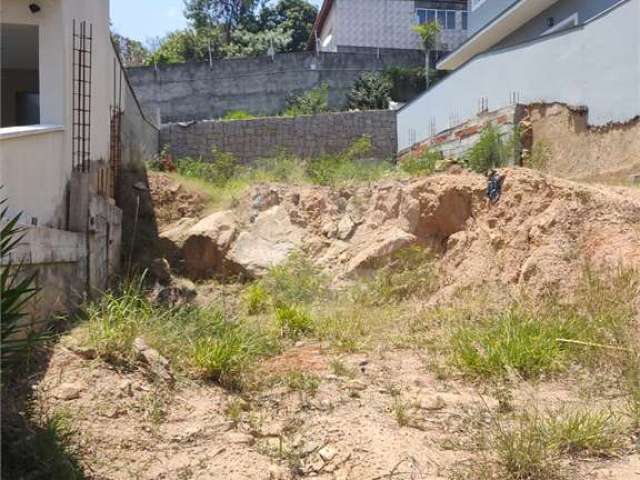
[158,168,640,301]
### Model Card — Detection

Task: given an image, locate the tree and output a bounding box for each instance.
[146,28,223,65]
[345,72,392,111]
[221,27,292,58]
[412,21,441,89]
[259,0,318,52]
[111,32,150,66]
[184,0,259,39]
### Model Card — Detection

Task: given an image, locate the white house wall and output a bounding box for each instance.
[397,0,640,151]
[0,0,140,227]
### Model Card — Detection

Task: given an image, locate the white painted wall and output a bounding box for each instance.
[0,0,137,227]
[397,0,640,151]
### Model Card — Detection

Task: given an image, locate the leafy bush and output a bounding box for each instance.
[345,72,392,111]
[222,110,257,121]
[399,148,441,176]
[283,83,329,116]
[463,124,508,173]
[383,66,426,101]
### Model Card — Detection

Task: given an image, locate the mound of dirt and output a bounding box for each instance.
[148,172,208,227]
[160,168,640,300]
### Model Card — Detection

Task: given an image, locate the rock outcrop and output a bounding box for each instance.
[157,168,640,300]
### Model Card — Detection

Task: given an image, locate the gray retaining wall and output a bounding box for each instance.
[128,51,423,124]
[161,110,398,162]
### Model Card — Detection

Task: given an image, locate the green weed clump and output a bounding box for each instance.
[450,268,638,380]
[487,407,625,480]
[274,305,313,340]
[399,148,441,176]
[354,246,438,304]
[82,279,277,388]
[258,252,328,307]
[282,83,330,117]
[222,110,256,121]
[305,136,393,186]
[175,149,237,185]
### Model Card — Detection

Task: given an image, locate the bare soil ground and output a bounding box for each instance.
[37,338,639,479]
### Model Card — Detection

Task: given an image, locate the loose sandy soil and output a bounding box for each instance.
[36,338,640,479]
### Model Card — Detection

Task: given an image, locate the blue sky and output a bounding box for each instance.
[110,0,322,46]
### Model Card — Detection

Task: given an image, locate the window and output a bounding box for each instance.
[462,11,468,30]
[416,9,463,31]
[1,24,40,127]
[446,11,456,30]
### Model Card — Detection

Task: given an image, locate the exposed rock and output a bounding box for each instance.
[55,382,85,400]
[132,337,174,385]
[227,205,305,277]
[318,445,337,462]
[153,168,640,301]
[182,210,238,279]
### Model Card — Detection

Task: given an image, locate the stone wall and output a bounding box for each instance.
[127,51,423,123]
[161,110,397,162]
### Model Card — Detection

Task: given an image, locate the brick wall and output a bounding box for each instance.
[399,104,525,160]
[161,110,397,163]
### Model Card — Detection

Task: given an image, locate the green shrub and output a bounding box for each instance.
[399,148,441,176]
[274,305,313,339]
[463,124,508,173]
[345,72,392,111]
[222,110,257,121]
[283,83,329,117]
[383,66,426,102]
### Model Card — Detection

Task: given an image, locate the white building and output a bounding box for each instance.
[0,0,158,321]
[309,0,468,64]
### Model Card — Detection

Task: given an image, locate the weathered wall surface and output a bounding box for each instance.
[127,51,423,123]
[525,103,640,182]
[161,110,397,162]
[399,104,523,160]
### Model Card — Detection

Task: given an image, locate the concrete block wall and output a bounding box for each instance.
[162,110,398,163]
[127,51,424,124]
